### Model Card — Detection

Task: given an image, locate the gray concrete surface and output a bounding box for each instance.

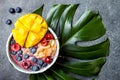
[0,0,120,80]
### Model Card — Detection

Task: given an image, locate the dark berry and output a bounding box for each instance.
[37,60,43,65]
[30,47,36,54]
[32,66,39,71]
[42,63,47,67]
[16,56,22,61]
[17,50,23,55]
[31,57,37,63]
[30,65,33,70]
[10,39,15,45]
[9,8,15,14]
[23,54,29,59]
[37,65,42,69]
[15,7,22,13]
[6,19,12,25]
[11,51,17,55]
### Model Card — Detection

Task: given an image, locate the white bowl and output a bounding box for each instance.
[6,28,59,74]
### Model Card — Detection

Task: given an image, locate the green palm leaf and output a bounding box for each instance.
[29,74,37,80]
[57,57,106,76]
[37,74,46,80]
[43,72,55,80]
[50,68,76,80]
[32,4,44,15]
[63,39,109,60]
[30,4,110,79]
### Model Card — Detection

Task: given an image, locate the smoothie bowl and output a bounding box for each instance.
[6,14,59,74]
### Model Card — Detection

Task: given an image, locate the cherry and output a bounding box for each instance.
[45,33,54,40]
[45,56,51,64]
[41,38,48,46]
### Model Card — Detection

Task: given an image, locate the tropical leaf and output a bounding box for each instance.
[63,39,110,60]
[37,74,46,80]
[57,57,106,76]
[59,10,106,47]
[43,72,55,80]
[29,74,37,80]
[32,4,44,16]
[50,68,76,80]
[30,4,110,80]
[46,4,109,76]
[59,4,79,42]
[46,4,67,32]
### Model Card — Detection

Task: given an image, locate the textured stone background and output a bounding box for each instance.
[0,0,120,80]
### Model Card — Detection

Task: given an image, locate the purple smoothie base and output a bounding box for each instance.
[9,33,56,71]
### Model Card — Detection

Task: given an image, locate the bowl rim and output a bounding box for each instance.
[6,27,59,74]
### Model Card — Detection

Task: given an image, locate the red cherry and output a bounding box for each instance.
[11,43,20,51]
[41,38,48,46]
[22,60,31,69]
[45,56,51,64]
[45,33,54,40]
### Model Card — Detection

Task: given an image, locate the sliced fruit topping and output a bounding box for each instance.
[16,56,22,61]
[41,38,48,46]
[45,33,54,40]
[6,19,12,25]
[12,13,48,48]
[15,7,22,13]
[31,57,37,63]
[9,8,15,14]
[17,50,23,55]
[12,27,28,47]
[23,54,29,59]
[30,47,37,54]
[11,43,20,52]
[44,56,51,64]
[22,61,31,69]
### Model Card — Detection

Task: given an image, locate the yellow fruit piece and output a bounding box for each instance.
[12,28,28,46]
[31,22,41,33]
[25,32,43,47]
[12,13,48,48]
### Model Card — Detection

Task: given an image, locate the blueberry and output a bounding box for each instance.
[9,8,15,14]
[10,39,15,45]
[16,56,22,61]
[32,66,39,71]
[42,63,47,67]
[23,54,29,59]
[30,65,33,70]
[37,65,42,69]
[11,51,17,55]
[37,60,43,65]
[17,50,23,55]
[15,7,22,13]
[6,19,12,25]
[30,47,36,54]
[32,57,37,63]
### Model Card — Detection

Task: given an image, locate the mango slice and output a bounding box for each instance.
[12,14,48,47]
